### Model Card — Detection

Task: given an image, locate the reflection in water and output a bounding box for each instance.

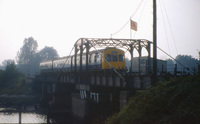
[0,112,49,123]
[0,106,81,124]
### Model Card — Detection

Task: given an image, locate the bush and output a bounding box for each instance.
[105,76,200,124]
[0,62,31,95]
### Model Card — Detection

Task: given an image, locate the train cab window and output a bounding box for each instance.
[105,54,111,62]
[119,54,124,62]
[112,55,118,62]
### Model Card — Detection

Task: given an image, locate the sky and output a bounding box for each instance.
[0,0,200,65]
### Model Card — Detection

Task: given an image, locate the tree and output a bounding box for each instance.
[37,46,59,61]
[17,37,38,65]
[166,59,174,74]
[2,59,14,66]
[5,60,17,73]
[0,60,19,87]
[175,55,199,74]
[16,37,38,76]
[16,37,59,76]
[33,46,59,73]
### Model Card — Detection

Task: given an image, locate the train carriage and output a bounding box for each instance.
[39,47,126,71]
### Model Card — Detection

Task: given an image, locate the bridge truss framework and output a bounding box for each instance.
[73,38,152,73]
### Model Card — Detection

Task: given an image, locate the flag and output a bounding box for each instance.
[130,19,137,31]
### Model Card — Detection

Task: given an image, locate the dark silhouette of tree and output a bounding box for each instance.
[0,60,20,87]
[16,37,38,76]
[167,55,198,75]
[166,59,175,74]
[17,37,38,65]
[175,55,199,74]
[5,60,17,73]
[33,46,59,73]
[165,55,198,75]
[2,59,14,66]
[5,60,20,79]
[16,37,59,76]
[37,46,59,61]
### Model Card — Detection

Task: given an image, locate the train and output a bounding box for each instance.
[39,47,126,71]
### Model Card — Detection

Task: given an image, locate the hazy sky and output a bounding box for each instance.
[0,0,200,64]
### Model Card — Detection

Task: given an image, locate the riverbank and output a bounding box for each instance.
[106,75,200,124]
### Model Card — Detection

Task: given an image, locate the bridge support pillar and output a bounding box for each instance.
[72,93,90,119]
[120,91,130,110]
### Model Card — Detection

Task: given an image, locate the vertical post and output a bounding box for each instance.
[96,93,99,103]
[79,39,83,84]
[74,45,77,71]
[152,0,157,85]
[138,40,141,75]
[18,104,21,124]
[130,18,132,39]
[47,106,50,124]
[80,39,83,72]
[198,64,200,75]
[19,111,22,124]
[147,42,151,74]
[174,64,177,76]
[51,60,53,71]
[86,40,89,84]
[74,44,78,84]
[129,45,134,72]
[86,40,89,72]
[70,56,73,71]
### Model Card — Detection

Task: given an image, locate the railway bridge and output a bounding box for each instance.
[35,38,166,121]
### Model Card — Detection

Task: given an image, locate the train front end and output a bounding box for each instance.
[102,48,126,70]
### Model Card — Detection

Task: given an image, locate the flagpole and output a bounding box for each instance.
[130,18,132,39]
[152,0,157,85]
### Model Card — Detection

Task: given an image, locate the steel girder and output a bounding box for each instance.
[74,38,151,55]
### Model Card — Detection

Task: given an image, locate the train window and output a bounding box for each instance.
[119,54,124,62]
[105,54,111,62]
[112,55,118,62]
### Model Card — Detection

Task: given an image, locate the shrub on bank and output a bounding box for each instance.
[0,62,31,95]
[106,76,200,124]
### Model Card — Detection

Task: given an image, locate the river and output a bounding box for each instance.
[0,106,82,124]
[0,106,52,123]
[0,112,48,123]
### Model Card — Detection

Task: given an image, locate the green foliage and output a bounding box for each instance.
[106,76,200,124]
[0,62,30,95]
[0,77,30,95]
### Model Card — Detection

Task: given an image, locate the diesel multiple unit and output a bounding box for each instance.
[40,47,126,71]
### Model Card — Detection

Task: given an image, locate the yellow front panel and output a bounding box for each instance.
[102,48,126,69]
